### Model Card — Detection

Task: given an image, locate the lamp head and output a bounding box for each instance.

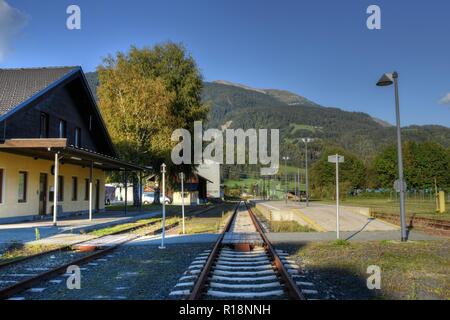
[376,73,397,87]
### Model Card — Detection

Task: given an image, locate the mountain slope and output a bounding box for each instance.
[85,72,450,160]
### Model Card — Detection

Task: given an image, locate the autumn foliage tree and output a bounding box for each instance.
[97,42,209,205]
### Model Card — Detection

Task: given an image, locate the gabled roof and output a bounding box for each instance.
[0,67,78,117]
[0,66,118,157]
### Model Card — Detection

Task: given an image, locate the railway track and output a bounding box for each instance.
[170,201,312,300]
[0,204,224,300]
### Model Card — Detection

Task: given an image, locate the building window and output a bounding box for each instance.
[59,120,67,138]
[40,113,49,138]
[18,171,27,203]
[85,178,90,201]
[58,176,64,202]
[0,169,4,204]
[72,177,78,201]
[74,127,81,147]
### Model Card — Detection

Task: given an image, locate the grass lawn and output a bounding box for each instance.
[319,197,450,221]
[224,165,305,189]
[269,221,316,233]
[183,205,234,234]
[88,218,161,237]
[93,204,228,236]
[253,207,316,232]
[282,240,450,300]
[0,244,62,265]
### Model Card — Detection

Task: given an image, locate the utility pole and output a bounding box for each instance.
[282,157,290,204]
[302,138,313,207]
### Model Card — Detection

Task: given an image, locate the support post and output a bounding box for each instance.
[124,170,128,216]
[181,172,185,234]
[89,161,93,221]
[53,152,59,227]
[160,164,167,249]
[139,171,143,212]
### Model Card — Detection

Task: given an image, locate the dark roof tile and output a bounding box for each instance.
[0,67,78,117]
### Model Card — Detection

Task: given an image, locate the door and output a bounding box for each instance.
[39,173,48,215]
[95,179,100,212]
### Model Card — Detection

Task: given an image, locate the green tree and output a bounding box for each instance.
[374,141,450,191]
[97,42,209,205]
[311,146,366,199]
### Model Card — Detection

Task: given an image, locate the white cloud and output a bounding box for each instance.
[0,0,28,61]
[439,93,450,105]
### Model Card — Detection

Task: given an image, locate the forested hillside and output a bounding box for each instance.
[86,72,450,165]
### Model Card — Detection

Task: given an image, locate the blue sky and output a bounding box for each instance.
[1,0,449,127]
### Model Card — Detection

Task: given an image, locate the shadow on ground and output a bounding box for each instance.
[277,243,391,300]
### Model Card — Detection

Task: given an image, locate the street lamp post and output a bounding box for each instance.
[377,71,408,242]
[301,138,313,207]
[159,163,167,249]
[282,157,290,204]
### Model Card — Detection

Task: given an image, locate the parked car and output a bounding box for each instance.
[142,192,172,205]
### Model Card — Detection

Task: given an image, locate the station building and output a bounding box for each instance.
[0,67,144,223]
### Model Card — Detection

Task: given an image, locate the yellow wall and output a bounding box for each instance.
[172,191,199,206]
[0,151,105,219]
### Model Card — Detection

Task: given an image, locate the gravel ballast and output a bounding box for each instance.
[13,244,211,300]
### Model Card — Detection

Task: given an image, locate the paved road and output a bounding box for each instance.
[257,201,398,232]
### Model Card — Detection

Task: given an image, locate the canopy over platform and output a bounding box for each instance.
[0,138,148,172]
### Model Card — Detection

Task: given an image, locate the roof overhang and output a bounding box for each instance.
[0,139,148,171]
[195,172,214,184]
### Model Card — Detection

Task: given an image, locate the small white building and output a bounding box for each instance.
[196,160,222,199]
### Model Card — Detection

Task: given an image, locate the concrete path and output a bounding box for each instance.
[256,201,398,232]
[0,210,161,248]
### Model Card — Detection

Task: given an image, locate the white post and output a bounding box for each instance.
[53,152,59,227]
[89,162,93,221]
[159,164,167,249]
[305,142,310,207]
[181,172,185,234]
[336,154,340,240]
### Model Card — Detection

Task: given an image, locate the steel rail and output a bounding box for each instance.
[245,202,306,300]
[0,204,220,269]
[188,202,240,300]
[0,204,224,300]
[188,201,306,300]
